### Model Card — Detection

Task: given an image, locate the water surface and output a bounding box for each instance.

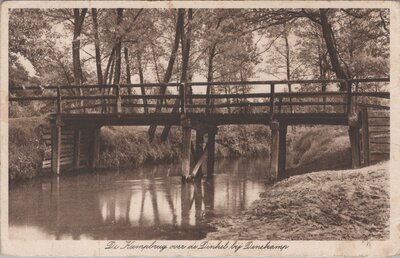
[9,157,267,240]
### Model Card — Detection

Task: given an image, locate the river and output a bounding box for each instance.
[9,157,269,240]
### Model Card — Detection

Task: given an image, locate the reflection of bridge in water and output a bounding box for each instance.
[9,78,390,181]
[9,159,266,240]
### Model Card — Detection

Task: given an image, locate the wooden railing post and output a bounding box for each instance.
[115,84,121,113]
[278,96,282,113]
[57,86,62,114]
[270,83,275,117]
[180,83,186,114]
[346,80,352,115]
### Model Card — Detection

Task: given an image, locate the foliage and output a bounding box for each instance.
[9,117,47,180]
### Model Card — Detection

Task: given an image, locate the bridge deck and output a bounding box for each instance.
[50,112,349,128]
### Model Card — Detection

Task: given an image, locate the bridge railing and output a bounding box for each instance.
[9,78,389,116]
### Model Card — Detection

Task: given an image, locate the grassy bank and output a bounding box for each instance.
[9,116,47,180]
[9,117,350,181]
[98,125,271,168]
[286,125,351,174]
[207,162,389,240]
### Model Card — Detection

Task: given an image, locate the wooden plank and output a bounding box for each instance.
[370,138,390,144]
[368,110,390,118]
[371,151,390,156]
[369,126,390,133]
[192,142,209,177]
[370,131,390,137]
[370,153,390,161]
[370,144,390,152]
[60,157,74,162]
[368,118,390,126]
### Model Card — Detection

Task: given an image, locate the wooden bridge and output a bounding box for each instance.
[9,78,390,181]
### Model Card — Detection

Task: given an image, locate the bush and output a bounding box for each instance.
[98,126,182,168]
[9,116,47,180]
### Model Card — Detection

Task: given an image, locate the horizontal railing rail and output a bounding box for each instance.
[9,78,390,116]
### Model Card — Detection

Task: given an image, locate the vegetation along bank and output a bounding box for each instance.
[9,115,350,181]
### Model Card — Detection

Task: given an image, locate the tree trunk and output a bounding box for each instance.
[283,25,292,112]
[92,8,103,86]
[160,9,192,141]
[104,47,116,85]
[72,8,87,108]
[206,18,222,114]
[113,8,123,85]
[101,47,115,113]
[151,45,161,83]
[137,52,148,113]
[206,43,217,114]
[319,9,348,90]
[124,48,131,88]
[148,9,184,141]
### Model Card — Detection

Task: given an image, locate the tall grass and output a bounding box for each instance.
[287,125,351,172]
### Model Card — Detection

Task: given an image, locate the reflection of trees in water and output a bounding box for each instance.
[99,177,216,229]
[10,158,265,239]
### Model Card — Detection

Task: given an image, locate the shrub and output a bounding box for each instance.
[9,116,47,180]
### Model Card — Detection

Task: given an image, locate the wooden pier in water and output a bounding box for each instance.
[9,78,390,181]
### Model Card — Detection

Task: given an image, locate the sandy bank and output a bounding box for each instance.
[207,162,389,240]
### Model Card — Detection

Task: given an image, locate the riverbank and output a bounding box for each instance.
[207,161,389,240]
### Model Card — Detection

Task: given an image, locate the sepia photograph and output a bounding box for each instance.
[1,1,399,257]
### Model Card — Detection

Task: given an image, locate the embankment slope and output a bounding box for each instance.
[207,162,389,240]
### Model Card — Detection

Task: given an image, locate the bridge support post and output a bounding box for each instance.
[89,127,101,170]
[278,124,288,179]
[195,131,204,177]
[181,126,192,181]
[361,108,370,166]
[349,114,361,169]
[73,129,81,170]
[269,121,287,181]
[207,132,216,178]
[51,125,61,175]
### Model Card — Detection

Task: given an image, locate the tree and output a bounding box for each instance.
[72,9,88,94]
